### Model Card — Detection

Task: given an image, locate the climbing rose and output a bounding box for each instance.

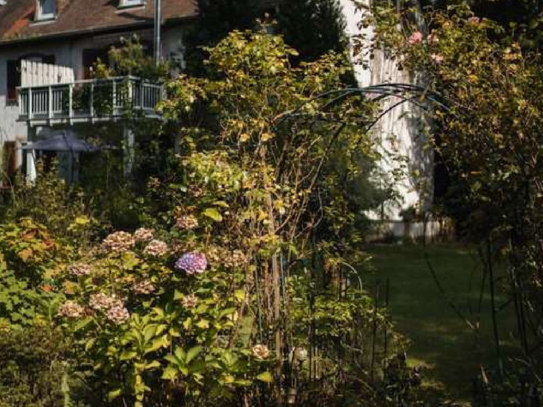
[252,344,270,360]
[408,31,423,44]
[143,239,169,257]
[101,231,135,253]
[431,53,444,64]
[134,228,154,242]
[175,252,207,274]
[58,301,86,318]
[69,262,91,277]
[427,31,439,45]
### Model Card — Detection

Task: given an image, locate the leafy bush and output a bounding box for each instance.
[0,324,70,407]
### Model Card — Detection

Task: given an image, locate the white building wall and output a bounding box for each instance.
[340,0,434,222]
[0,25,187,169]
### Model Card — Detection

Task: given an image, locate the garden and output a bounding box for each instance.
[2,0,543,406]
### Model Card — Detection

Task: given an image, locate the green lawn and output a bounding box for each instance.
[364,244,520,403]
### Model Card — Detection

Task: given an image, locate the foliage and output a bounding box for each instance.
[276,0,348,62]
[0,324,71,407]
[59,228,268,407]
[44,30,406,407]
[183,0,261,74]
[94,36,169,81]
[363,0,543,398]
[184,0,348,73]
[3,164,99,244]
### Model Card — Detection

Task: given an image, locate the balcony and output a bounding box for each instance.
[17,76,164,126]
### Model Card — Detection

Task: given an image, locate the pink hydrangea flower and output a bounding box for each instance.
[106,305,130,324]
[134,228,154,242]
[143,239,169,257]
[101,231,135,253]
[175,252,207,274]
[408,31,423,45]
[58,301,86,318]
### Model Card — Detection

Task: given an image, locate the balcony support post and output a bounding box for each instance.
[123,125,135,177]
[68,84,73,125]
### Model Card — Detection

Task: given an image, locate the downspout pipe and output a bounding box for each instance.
[154,0,161,65]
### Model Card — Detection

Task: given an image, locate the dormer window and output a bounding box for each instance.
[119,0,144,8]
[35,0,56,21]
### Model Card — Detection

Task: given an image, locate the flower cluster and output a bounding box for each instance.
[408,31,423,45]
[207,247,248,268]
[175,215,199,230]
[69,262,91,277]
[106,305,130,324]
[58,301,86,318]
[132,280,156,295]
[252,344,270,360]
[101,231,135,253]
[143,239,169,257]
[181,293,198,308]
[134,228,154,242]
[175,252,207,274]
[89,293,130,323]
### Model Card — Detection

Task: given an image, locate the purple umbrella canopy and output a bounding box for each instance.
[22,133,100,152]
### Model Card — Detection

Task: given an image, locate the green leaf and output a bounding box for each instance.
[120,350,138,361]
[186,346,202,364]
[162,366,178,381]
[143,324,158,342]
[202,207,223,222]
[84,337,96,352]
[256,371,274,383]
[145,337,167,354]
[145,360,161,370]
[108,389,122,402]
[174,347,187,362]
[195,319,210,329]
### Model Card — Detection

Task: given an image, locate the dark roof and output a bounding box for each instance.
[0,0,197,45]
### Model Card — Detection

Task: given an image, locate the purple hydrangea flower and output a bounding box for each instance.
[175,252,207,274]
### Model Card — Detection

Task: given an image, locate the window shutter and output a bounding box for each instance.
[6,60,19,101]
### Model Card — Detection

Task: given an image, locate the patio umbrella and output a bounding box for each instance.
[21,133,99,152]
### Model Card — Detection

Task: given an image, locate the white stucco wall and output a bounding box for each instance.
[339,0,434,222]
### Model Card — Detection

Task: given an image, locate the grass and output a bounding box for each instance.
[364,243,520,403]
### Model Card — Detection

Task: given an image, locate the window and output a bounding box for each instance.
[119,0,143,8]
[6,54,55,102]
[82,48,109,79]
[35,0,56,21]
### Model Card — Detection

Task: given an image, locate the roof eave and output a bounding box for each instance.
[0,15,196,48]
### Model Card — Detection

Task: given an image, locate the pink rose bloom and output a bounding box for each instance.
[431,53,444,64]
[408,31,423,44]
[468,16,480,24]
[427,31,439,45]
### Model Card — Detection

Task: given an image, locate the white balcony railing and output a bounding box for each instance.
[17,76,163,125]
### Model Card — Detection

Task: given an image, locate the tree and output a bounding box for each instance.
[276,0,348,62]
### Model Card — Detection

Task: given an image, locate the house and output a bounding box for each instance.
[0,0,197,182]
[338,0,444,239]
[0,0,442,238]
